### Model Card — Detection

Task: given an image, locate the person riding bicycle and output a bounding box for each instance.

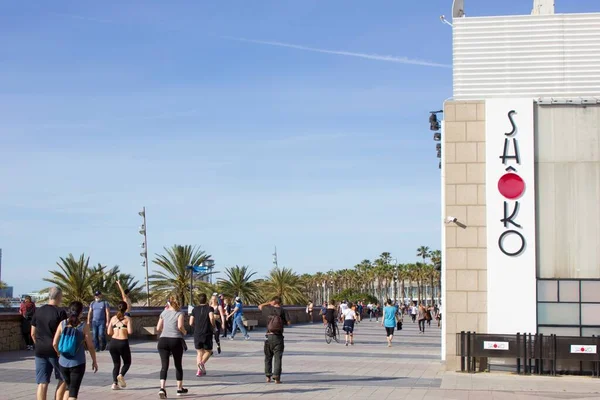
[325,300,338,337]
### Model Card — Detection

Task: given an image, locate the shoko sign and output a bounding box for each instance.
[486,99,537,334]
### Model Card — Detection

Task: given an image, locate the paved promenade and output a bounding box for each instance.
[1,317,600,399]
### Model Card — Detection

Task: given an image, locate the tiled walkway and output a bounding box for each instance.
[1,316,599,399]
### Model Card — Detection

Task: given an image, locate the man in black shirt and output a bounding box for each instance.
[189,293,215,377]
[31,287,67,400]
[258,296,290,384]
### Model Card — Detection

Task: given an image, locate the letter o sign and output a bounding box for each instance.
[498,230,525,256]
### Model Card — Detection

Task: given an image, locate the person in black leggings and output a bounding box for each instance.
[53,301,98,400]
[158,338,184,379]
[108,301,133,390]
[156,297,188,399]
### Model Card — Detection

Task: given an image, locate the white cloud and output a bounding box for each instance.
[223,37,451,68]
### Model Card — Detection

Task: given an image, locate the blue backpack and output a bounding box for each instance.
[58,322,82,358]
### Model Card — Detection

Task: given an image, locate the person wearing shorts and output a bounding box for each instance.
[190,293,215,377]
[382,299,398,347]
[31,287,67,400]
[342,303,357,346]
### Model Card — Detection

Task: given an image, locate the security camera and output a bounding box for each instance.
[445,216,457,223]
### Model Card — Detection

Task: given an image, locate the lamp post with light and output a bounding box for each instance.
[138,207,150,306]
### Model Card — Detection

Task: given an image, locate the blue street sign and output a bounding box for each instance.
[192,266,209,273]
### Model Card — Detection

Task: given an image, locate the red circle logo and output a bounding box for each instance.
[581,347,586,352]
[493,344,498,348]
[498,173,525,199]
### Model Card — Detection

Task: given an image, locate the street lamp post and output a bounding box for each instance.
[138,207,150,306]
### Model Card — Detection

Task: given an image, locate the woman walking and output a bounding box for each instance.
[417,303,427,334]
[53,301,98,400]
[108,301,133,390]
[20,295,36,350]
[342,302,357,346]
[156,296,188,398]
[209,294,225,354]
[382,299,398,347]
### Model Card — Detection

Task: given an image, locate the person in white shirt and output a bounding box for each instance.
[410,304,418,323]
[339,301,348,314]
[367,303,374,321]
[342,303,357,346]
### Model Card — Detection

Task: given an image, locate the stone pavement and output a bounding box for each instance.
[1,316,600,399]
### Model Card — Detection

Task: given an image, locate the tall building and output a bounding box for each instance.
[441,0,600,369]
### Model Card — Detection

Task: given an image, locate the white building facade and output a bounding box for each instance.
[442,2,600,369]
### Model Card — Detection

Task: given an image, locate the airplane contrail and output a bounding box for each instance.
[223,36,451,68]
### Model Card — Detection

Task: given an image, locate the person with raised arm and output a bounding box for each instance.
[116,281,132,317]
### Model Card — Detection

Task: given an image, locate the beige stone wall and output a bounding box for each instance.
[444,100,487,371]
[0,317,23,351]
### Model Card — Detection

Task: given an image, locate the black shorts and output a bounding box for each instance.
[194,335,213,351]
[343,320,355,334]
[385,327,395,336]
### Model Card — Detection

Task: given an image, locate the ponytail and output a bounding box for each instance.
[67,301,83,327]
[116,301,128,320]
[168,296,180,311]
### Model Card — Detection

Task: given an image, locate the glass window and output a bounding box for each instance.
[581,281,600,303]
[581,304,600,326]
[559,281,580,302]
[538,303,580,325]
[582,328,600,337]
[538,280,558,302]
[538,326,580,336]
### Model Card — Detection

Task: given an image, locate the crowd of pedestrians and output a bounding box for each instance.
[24,284,439,399]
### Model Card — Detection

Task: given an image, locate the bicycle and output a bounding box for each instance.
[325,322,339,344]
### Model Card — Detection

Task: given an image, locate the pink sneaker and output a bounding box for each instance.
[196,368,203,377]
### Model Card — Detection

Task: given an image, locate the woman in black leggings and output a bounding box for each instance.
[108,301,133,390]
[156,296,188,399]
[52,301,98,400]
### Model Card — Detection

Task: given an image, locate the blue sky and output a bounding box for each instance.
[1,1,599,295]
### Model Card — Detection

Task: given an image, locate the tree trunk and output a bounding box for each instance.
[400,279,405,304]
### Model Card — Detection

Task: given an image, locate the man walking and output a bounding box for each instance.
[259,296,290,384]
[226,297,249,340]
[30,287,67,400]
[88,290,110,351]
[189,293,216,377]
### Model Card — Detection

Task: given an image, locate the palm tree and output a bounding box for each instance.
[217,265,262,305]
[430,250,441,268]
[90,264,144,305]
[261,267,306,305]
[44,254,96,304]
[416,246,431,263]
[149,245,212,307]
[397,264,408,304]
[0,281,8,307]
[430,249,442,304]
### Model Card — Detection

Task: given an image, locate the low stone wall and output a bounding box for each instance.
[0,314,23,351]
[0,306,315,351]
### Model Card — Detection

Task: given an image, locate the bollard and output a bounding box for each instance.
[460,331,465,372]
[538,333,544,375]
[516,332,521,374]
[466,331,472,373]
[528,333,533,374]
